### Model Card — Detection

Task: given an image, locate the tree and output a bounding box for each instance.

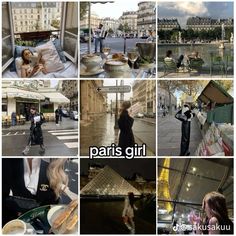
[80,2,89,20]
[215,80,233,92]
[108,28,114,34]
[123,22,131,33]
[118,24,123,32]
[51,19,60,29]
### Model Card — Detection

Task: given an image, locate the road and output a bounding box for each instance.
[80,198,156,234]
[80,114,156,156]
[133,118,156,155]
[2,128,78,156]
[80,37,147,54]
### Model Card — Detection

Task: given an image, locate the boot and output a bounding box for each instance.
[39,144,45,155]
[22,145,30,155]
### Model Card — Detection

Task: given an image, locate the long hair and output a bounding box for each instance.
[128,192,135,209]
[21,49,33,64]
[47,159,69,199]
[202,191,229,223]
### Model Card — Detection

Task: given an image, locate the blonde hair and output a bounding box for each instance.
[47,158,69,199]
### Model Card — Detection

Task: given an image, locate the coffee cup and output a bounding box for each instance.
[2,219,26,234]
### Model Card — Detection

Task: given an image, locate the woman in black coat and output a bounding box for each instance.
[118,101,135,156]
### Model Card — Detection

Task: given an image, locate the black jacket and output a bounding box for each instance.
[29,113,44,145]
[118,110,135,155]
[2,159,58,224]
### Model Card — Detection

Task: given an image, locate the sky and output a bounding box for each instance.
[91,0,139,18]
[158,1,234,28]
[80,158,156,179]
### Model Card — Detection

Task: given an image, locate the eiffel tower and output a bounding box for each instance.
[158,158,173,213]
[81,165,141,196]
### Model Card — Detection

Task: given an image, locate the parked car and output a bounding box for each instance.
[70,111,78,120]
[80,28,94,43]
[135,113,144,118]
[61,109,69,117]
[144,112,156,118]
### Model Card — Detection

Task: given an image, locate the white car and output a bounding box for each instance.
[136,113,144,118]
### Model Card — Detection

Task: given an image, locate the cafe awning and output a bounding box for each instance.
[40,92,70,103]
[2,87,45,100]
[197,80,233,105]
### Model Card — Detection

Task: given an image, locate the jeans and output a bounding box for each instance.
[95,37,103,53]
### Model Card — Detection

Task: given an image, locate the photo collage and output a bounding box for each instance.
[1,0,234,235]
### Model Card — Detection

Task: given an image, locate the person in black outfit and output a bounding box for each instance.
[118,101,135,156]
[22,106,45,155]
[175,104,195,156]
[58,106,63,122]
[165,50,184,68]
[55,107,60,125]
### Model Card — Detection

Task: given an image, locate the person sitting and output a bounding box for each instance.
[21,49,47,78]
[164,50,184,68]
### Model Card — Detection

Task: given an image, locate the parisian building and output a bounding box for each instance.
[11,2,61,33]
[186,17,234,31]
[132,80,156,113]
[101,17,120,35]
[80,80,107,122]
[137,1,156,37]
[60,80,78,111]
[157,87,177,113]
[120,11,138,35]
[158,18,181,31]
[80,11,101,30]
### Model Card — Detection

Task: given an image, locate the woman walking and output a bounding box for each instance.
[118,101,135,156]
[122,192,138,234]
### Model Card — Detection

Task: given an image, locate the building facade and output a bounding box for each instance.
[11,2,61,33]
[120,11,137,35]
[186,17,233,31]
[60,80,78,111]
[80,80,107,122]
[132,80,156,113]
[80,11,101,30]
[137,1,156,37]
[158,18,180,31]
[101,17,120,35]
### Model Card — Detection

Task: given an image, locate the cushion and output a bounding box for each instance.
[35,41,64,73]
[52,39,67,63]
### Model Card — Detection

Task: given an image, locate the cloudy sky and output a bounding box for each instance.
[90,0,139,18]
[158,1,234,28]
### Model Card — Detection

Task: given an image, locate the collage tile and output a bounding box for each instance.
[1,0,234,235]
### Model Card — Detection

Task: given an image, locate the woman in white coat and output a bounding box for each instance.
[122,192,138,234]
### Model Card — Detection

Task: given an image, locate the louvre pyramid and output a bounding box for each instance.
[81,165,141,196]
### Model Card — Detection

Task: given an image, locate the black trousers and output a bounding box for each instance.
[180,121,191,156]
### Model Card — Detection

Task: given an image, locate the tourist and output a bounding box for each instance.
[22,106,46,155]
[164,50,184,68]
[55,107,60,125]
[94,23,106,53]
[175,103,195,156]
[190,192,233,234]
[122,192,138,234]
[118,101,135,156]
[2,158,77,225]
[11,112,17,126]
[21,49,47,78]
[146,30,155,42]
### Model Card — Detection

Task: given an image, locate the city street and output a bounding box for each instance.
[80,114,156,156]
[80,37,147,55]
[81,198,156,234]
[2,118,78,156]
[158,115,202,156]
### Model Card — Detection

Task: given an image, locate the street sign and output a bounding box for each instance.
[97,85,131,93]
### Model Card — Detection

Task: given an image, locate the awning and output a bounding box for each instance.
[40,92,70,103]
[2,88,45,100]
[197,80,233,105]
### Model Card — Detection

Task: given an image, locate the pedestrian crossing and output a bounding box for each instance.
[2,131,26,136]
[48,129,78,149]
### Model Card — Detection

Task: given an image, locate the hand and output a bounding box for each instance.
[30,65,40,76]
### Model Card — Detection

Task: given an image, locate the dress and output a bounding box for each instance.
[122,197,137,218]
[118,110,135,155]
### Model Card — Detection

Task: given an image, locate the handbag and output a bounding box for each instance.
[175,110,188,122]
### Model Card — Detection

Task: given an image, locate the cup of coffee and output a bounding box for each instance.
[2,219,26,234]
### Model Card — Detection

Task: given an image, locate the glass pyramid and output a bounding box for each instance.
[81,165,141,196]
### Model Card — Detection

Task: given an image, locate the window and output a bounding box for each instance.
[2,2,14,71]
[61,2,78,63]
